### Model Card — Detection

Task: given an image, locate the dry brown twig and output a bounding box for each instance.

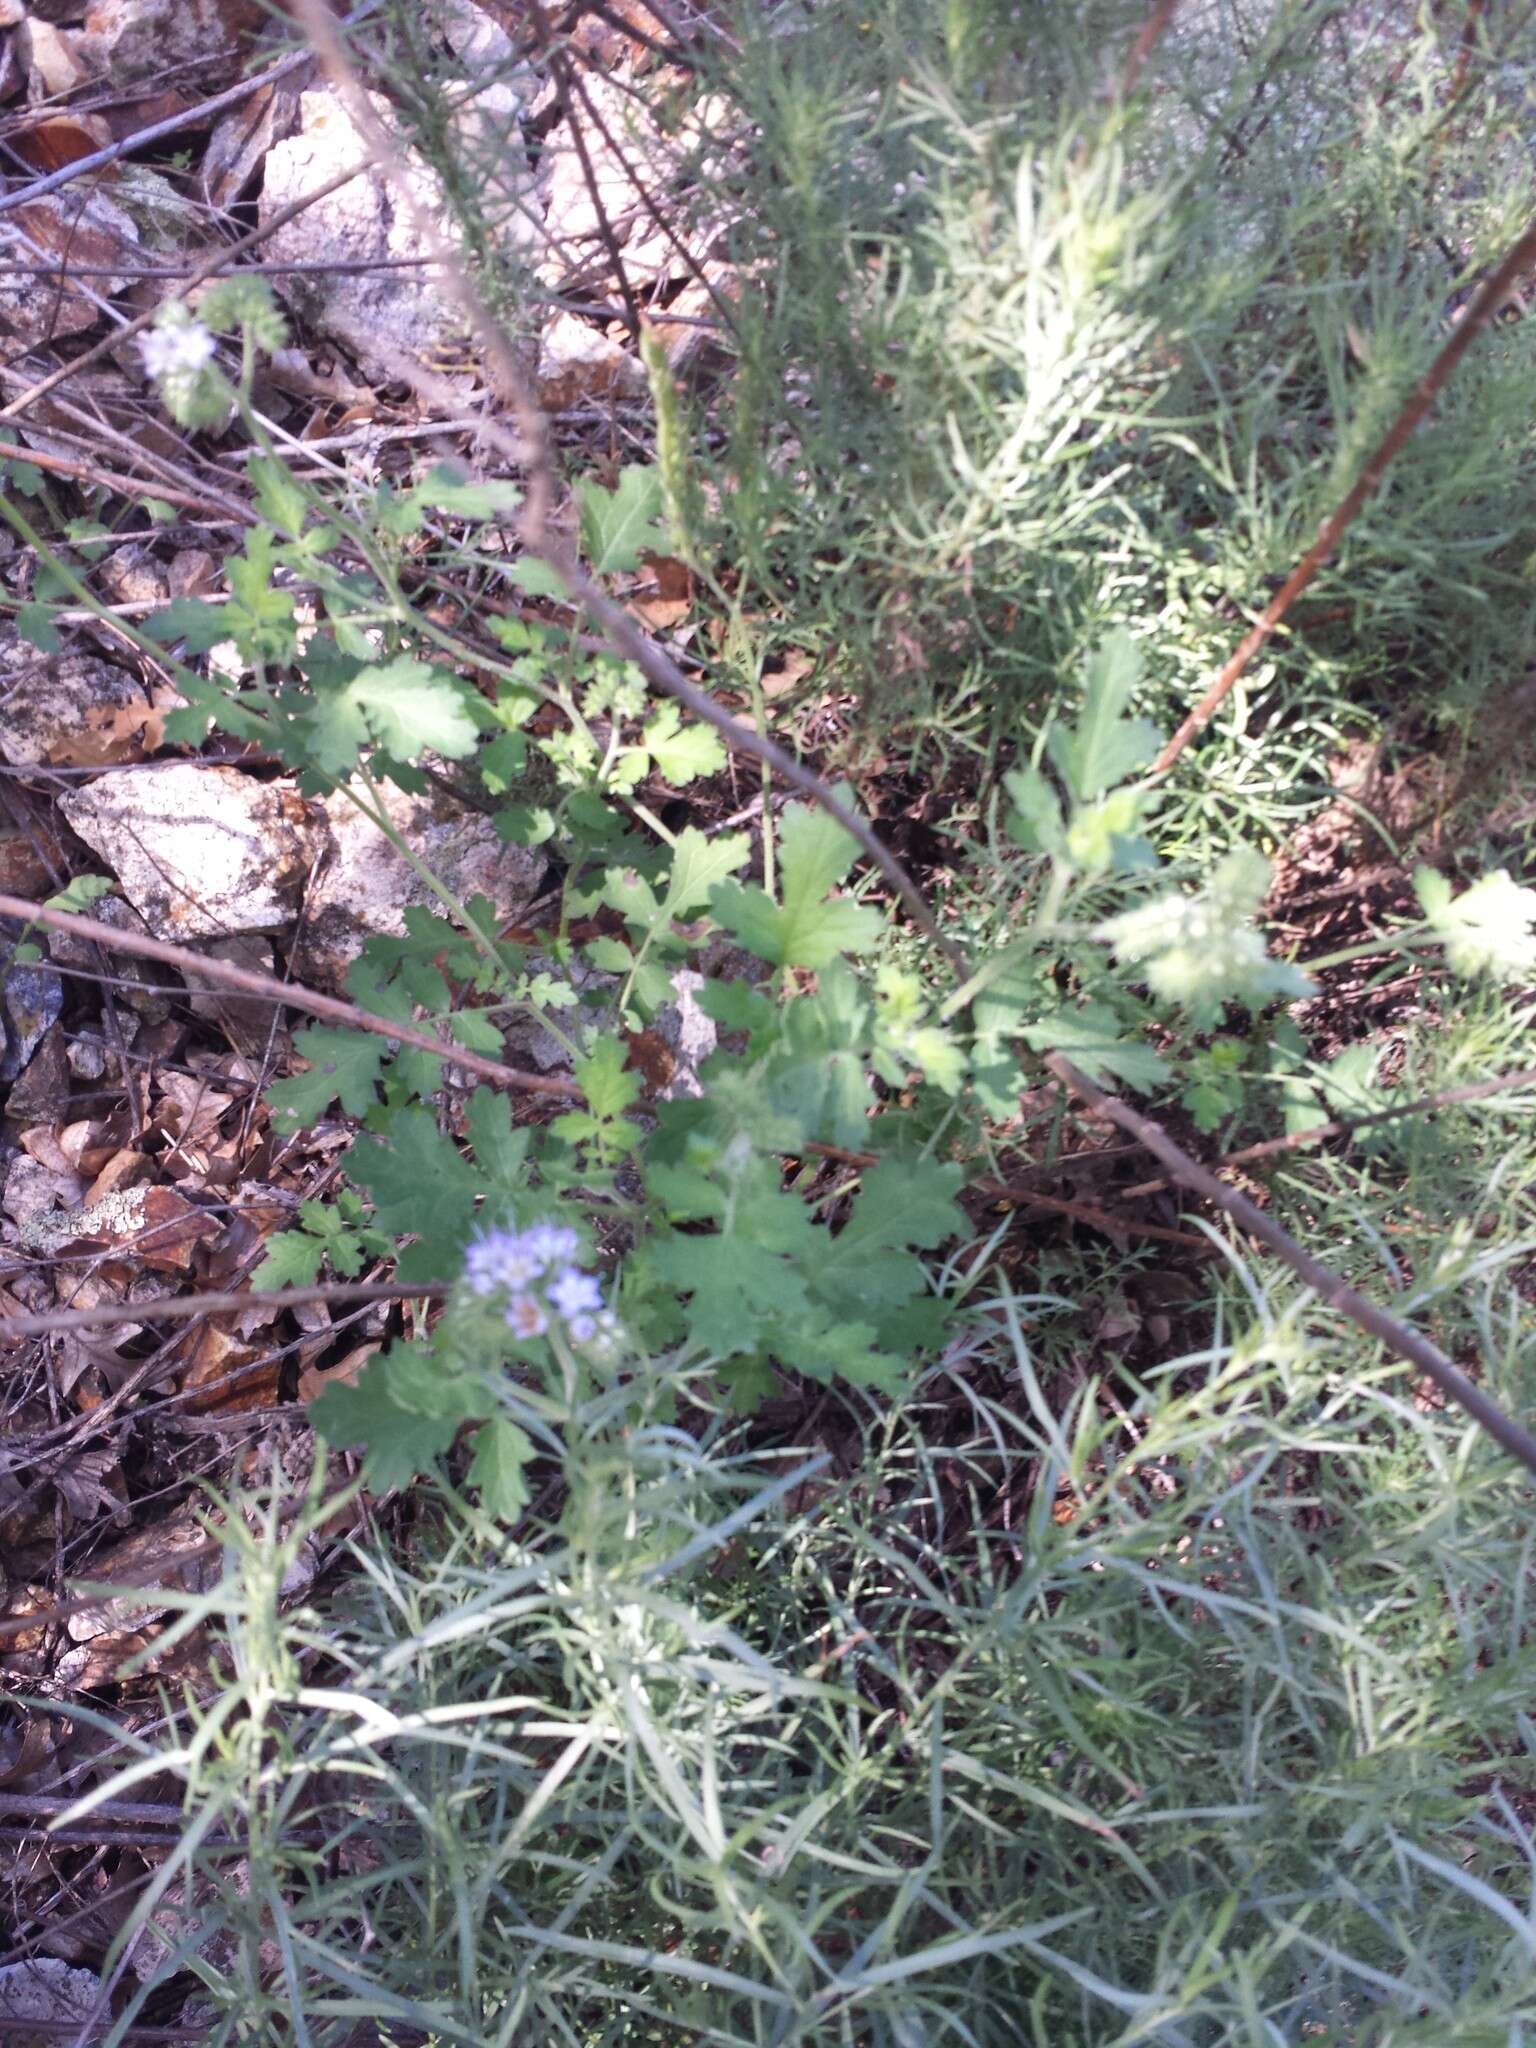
[0,890,582,1102]
[0,153,380,426]
[1119,1059,1536,1199]
[1044,1054,1536,1480]
[1118,0,1179,100]
[0,1279,446,1345]
[0,35,329,218]
[1155,206,1536,774]
[0,439,249,525]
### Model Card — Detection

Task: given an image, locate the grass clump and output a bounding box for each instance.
[69,1268,1536,2045]
[663,0,1536,782]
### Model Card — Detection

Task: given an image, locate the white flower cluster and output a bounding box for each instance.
[463,1222,617,1346]
[138,322,217,380]
[136,312,228,429]
[1096,846,1314,1024]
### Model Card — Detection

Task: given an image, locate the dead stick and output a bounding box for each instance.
[0,31,337,217]
[802,1139,1206,1248]
[0,439,247,523]
[1154,207,1536,775]
[1119,0,1179,100]
[0,155,379,424]
[0,1279,446,1345]
[1043,1053,1536,1479]
[1119,1059,1536,1198]
[975,1178,1207,1248]
[0,891,581,1101]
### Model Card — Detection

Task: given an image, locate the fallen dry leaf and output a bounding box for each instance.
[297,1336,379,1406]
[81,1148,148,1206]
[10,112,112,172]
[172,1318,280,1414]
[40,1182,224,1276]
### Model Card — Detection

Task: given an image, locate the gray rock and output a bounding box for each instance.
[538,309,648,411]
[76,0,265,79]
[0,917,63,1083]
[59,764,319,941]
[292,775,544,990]
[0,643,154,768]
[0,186,139,348]
[259,91,453,382]
[0,1959,100,2045]
[2,1153,86,1236]
[259,86,535,385]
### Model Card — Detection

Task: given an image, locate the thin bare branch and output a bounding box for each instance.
[975,1178,1208,1248]
[1119,0,1179,100]
[0,32,330,218]
[0,438,248,524]
[0,1279,446,1345]
[1044,1054,1536,1480]
[1120,1060,1536,1198]
[0,155,378,425]
[0,891,582,1102]
[530,4,645,336]
[1154,207,1536,774]
[803,1139,1206,1247]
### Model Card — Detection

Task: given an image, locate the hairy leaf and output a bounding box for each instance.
[1021,1002,1169,1091]
[1416,866,1536,981]
[1096,848,1314,1029]
[1048,630,1161,802]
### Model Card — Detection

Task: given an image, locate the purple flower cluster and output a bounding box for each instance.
[463,1222,616,1346]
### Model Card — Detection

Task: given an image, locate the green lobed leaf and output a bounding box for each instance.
[552,1036,642,1158]
[577,464,668,572]
[348,1107,477,1282]
[250,1229,327,1292]
[267,1027,387,1126]
[308,1356,464,1493]
[465,1088,532,1198]
[248,453,308,537]
[14,602,61,653]
[1020,1001,1169,1091]
[642,705,727,786]
[300,656,480,776]
[811,1158,963,1338]
[466,1417,535,1520]
[711,799,882,968]
[45,875,113,914]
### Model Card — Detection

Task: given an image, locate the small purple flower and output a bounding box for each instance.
[568,1313,597,1343]
[525,1223,580,1269]
[464,1227,543,1296]
[505,1294,548,1339]
[547,1267,603,1320]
